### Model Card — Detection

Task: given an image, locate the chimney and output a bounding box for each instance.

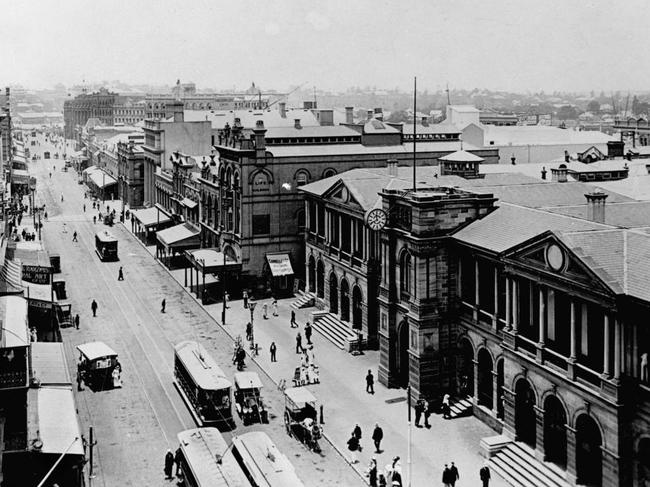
[387,158,398,177]
[607,140,624,158]
[294,119,302,129]
[367,110,373,121]
[421,116,429,127]
[551,164,568,182]
[171,99,184,122]
[564,150,570,163]
[345,106,354,124]
[279,102,287,118]
[374,107,383,121]
[253,120,267,157]
[585,190,608,223]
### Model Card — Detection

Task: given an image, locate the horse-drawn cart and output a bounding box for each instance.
[283,387,322,453]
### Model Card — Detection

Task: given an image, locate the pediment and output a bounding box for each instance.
[323,179,362,209]
[503,232,613,295]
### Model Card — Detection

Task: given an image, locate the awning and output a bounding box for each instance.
[185,248,241,273]
[31,342,72,386]
[82,165,99,175]
[181,197,198,209]
[76,341,117,361]
[234,372,263,390]
[131,207,172,228]
[0,257,23,295]
[284,387,317,408]
[23,281,52,303]
[266,253,294,277]
[27,387,84,455]
[88,170,117,188]
[157,223,200,249]
[0,296,29,348]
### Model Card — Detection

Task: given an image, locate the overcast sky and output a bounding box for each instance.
[2,0,649,93]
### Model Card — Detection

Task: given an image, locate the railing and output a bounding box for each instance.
[516,335,537,357]
[543,347,568,372]
[575,362,601,387]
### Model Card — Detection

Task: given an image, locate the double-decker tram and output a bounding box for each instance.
[173,340,233,427]
[176,428,250,487]
[95,230,118,261]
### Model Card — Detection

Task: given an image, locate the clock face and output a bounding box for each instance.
[546,244,564,271]
[366,208,387,231]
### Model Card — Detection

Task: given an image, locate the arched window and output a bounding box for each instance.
[399,250,411,295]
[322,168,337,179]
[295,170,310,187]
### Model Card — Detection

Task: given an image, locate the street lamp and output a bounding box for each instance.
[248,300,257,355]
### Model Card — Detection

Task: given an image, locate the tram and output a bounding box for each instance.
[176,428,250,487]
[230,431,305,487]
[95,230,118,261]
[173,341,233,427]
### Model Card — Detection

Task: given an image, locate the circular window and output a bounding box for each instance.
[546,244,564,271]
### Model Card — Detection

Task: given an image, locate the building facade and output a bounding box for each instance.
[63,88,119,138]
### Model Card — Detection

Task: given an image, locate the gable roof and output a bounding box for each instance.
[544,201,650,228]
[452,202,610,254]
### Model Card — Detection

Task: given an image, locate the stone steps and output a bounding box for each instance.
[449,397,473,418]
[312,313,357,350]
[490,441,570,487]
[290,291,316,310]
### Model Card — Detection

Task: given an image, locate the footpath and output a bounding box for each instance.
[125,227,506,487]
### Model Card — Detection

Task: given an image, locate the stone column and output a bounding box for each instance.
[505,277,512,331]
[492,370,499,413]
[457,256,463,300]
[602,445,621,487]
[338,213,342,249]
[534,404,545,461]
[603,313,611,378]
[492,268,499,331]
[501,387,517,439]
[537,285,545,363]
[474,260,479,321]
[614,317,621,380]
[473,358,479,405]
[568,299,577,380]
[512,279,519,333]
[566,426,577,485]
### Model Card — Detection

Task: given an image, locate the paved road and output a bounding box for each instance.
[29,133,363,487]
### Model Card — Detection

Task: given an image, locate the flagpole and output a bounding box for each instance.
[413,77,417,192]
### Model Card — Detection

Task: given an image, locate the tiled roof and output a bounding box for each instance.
[558,229,650,301]
[472,182,633,208]
[544,201,650,228]
[453,203,610,253]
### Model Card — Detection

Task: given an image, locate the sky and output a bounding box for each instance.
[2,0,650,93]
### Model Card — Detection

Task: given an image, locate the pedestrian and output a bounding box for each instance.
[243,290,248,309]
[290,309,297,327]
[92,201,96,210]
[161,299,166,313]
[83,204,86,212]
[118,267,124,281]
[270,341,277,362]
[443,393,451,419]
[378,473,387,487]
[480,462,491,487]
[30,327,37,342]
[224,291,230,308]
[93,215,96,224]
[366,456,378,487]
[60,193,64,202]
[44,211,48,220]
[75,314,80,330]
[347,432,360,464]
[246,321,252,341]
[353,423,362,447]
[414,398,423,427]
[164,449,174,479]
[442,464,452,487]
[76,369,83,391]
[63,222,67,233]
[174,446,182,476]
[305,321,313,344]
[449,462,459,487]
[91,299,98,317]
[423,399,431,428]
[295,332,302,354]
[272,299,278,316]
[263,302,268,319]
[372,423,383,453]
[366,369,375,394]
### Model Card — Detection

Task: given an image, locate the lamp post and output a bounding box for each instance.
[221,244,227,326]
[248,300,257,355]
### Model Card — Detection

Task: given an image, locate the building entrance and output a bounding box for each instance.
[575,415,602,486]
[396,318,409,388]
[543,395,567,469]
[515,378,536,447]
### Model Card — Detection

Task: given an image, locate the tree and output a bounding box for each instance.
[587,100,600,113]
[386,110,409,123]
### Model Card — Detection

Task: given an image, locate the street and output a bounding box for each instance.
[30,133,363,487]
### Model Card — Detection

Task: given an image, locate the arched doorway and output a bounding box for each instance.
[576,414,602,486]
[352,286,363,330]
[543,396,567,469]
[396,318,409,387]
[316,260,325,298]
[496,359,504,419]
[515,379,536,447]
[329,273,338,314]
[637,438,650,486]
[308,256,316,293]
[457,338,474,397]
[340,279,350,322]
[477,349,493,408]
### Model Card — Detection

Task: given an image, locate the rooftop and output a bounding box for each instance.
[482,125,615,146]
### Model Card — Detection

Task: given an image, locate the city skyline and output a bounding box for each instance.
[3,0,650,93]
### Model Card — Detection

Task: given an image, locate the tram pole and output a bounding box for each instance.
[88,425,97,486]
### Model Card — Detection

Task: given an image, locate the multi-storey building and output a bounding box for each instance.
[63,88,119,138]
[117,139,145,207]
[299,157,650,487]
